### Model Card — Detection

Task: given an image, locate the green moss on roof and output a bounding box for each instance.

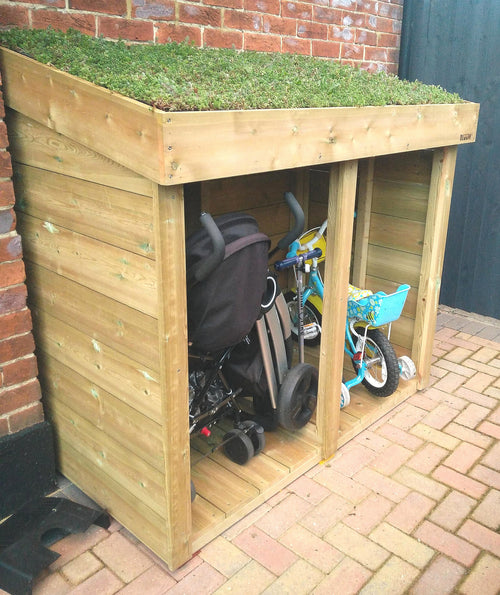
[0,27,463,112]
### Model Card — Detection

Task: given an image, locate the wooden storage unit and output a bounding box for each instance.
[0,48,478,569]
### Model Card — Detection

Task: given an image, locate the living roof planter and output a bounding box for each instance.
[0,48,478,185]
[0,45,479,570]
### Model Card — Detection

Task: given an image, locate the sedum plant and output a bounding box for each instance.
[0,27,463,112]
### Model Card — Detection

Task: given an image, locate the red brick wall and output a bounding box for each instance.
[0,73,44,437]
[0,0,404,73]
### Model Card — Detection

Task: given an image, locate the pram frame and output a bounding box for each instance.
[186,196,317,445]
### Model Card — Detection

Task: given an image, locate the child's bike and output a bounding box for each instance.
[280,220,416,408]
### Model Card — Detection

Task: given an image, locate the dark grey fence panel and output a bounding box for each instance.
[400,0,499,318]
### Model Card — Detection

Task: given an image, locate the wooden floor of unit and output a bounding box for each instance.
[190,422,321,550]
[189,374,417,551]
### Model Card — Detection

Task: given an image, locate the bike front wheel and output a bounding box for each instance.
[284,291,322,347]
[351,327,400,397]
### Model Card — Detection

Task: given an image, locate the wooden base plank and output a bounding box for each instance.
[190,458,260,516]
[191,451,321,551]
[191,427,290,492]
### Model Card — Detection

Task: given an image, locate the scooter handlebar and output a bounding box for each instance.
[274,248,322,271]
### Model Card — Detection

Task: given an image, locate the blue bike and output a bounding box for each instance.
[276,219,416,408]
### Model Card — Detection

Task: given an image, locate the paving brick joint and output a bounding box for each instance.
[2,306,499,595]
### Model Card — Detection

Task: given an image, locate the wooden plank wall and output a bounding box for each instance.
[197,169,298,289]
[200,170,297,244]
[308,152,433,356]
[364,151,433,354]
[7,110,175,558]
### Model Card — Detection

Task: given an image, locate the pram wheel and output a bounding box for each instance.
[278,363,318,431]
[223,428,255,465]
[239,420,265,455]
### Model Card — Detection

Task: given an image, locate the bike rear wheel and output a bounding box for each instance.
[351,327,399,397]
[284,291,322,346]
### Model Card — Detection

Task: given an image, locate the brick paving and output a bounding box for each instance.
[2,306,500,594]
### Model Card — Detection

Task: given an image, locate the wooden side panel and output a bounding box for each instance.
[412,147,458,387]
[362,151,434,352]
[7,107,175,561]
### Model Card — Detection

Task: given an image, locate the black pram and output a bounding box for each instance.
[186,193,318,473]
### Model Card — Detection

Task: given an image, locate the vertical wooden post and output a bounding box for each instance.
[317,160,358,460]
[153,183,192,569]
[412,146,458,389]
[352,158,374,288]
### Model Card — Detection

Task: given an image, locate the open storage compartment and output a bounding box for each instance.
[0,47,479,569]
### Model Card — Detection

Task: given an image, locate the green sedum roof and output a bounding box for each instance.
[0,27,463,112]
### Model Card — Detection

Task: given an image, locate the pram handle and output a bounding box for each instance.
[276,192,305,251]
[187,212,226,285]
[274,248,322,271]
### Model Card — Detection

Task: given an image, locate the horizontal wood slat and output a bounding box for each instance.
[18,213,158,317]
[6,110,154,196]
[25,263,159,370]
[366,245,422,287]
[371,180,429,222]
[15,164,155,259]
[32,309,162,421]
[57,439,170,558]
[369,212,425,255]
[49,398,167,517]
[38,353,165,471]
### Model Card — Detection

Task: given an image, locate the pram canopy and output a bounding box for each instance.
[186,213,270,353]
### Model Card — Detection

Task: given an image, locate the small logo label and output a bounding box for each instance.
[460,133,472,141]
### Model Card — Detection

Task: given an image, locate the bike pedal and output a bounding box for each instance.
[303,323,321,340]
[352,351,363,369]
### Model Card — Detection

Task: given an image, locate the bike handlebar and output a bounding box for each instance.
[274,248,323,271]
[300,219,328,252]
[276,192,305,251]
